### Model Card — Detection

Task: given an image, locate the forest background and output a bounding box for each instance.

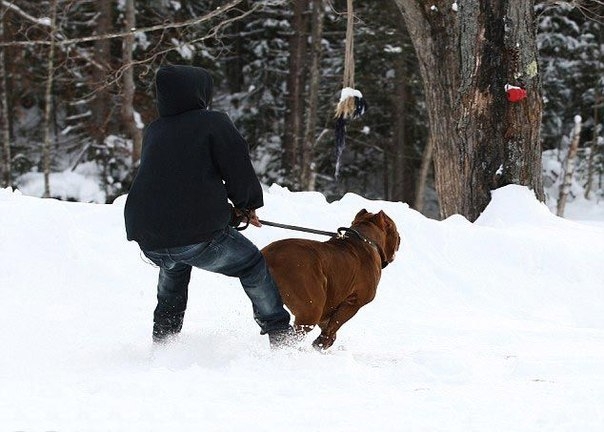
[0,0,602,220]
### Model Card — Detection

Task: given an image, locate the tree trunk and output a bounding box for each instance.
[122,0,143,165]
[557,115,582,217]
[394,0,544,221]
[300,0,324,191]
[42,0,58,198]
[584,81,601,200]
[415,135,433,213]
[0,3,11,188]
[389,27,416,204]
[224,9,244,94]
[284,0,308,186]
[90,0,112,150]
[395,0,461,218]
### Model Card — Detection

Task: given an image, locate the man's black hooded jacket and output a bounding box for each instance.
[124,65,263,249]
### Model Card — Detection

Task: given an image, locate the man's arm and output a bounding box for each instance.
[210,113,264,210]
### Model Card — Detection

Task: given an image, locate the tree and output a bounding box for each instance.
[537,2,603,201]
[0,1,10,187]
[42,0,58,198]
[375,0,425,206]
[557,114,582,216]
[7,1,592,214]
[300,0,324,190]
[0,0,257,200]
[121,0,142,165]
[393,0,544,221]
[297,0,427,204]
[283,0,308,186]
[90,0,113,151]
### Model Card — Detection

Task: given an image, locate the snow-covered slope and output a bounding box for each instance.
[1,184,603,431]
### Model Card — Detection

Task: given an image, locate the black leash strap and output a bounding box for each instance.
[258,219,337,237]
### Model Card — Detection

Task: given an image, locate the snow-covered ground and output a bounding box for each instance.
[1,184,603,431]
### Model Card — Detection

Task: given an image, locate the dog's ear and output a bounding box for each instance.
[377,211,401,259]
[353,209,369,223]
[374,210,388,228]
[355,209,369,218]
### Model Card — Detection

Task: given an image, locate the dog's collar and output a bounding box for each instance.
[337,227,390,269]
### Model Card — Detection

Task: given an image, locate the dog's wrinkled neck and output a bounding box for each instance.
[336,227,390,269]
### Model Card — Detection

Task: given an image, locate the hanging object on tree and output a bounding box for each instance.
[334,0,367,179]
[505,83,527,103]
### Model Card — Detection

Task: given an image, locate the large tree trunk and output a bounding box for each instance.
[396,0,462,218]
[284,0,308,187]
[394,0,544,221]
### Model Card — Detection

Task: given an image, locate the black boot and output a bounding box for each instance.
[268,326,298,349]
[152,313,184,343]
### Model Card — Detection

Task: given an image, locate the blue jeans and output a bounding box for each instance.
[142,226,291,335]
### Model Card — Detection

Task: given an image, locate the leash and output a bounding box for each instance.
[234,209,390,267]
[258,219,337,237]
[260,219,390,268]
[258,219,374,247]
[254,217,390,268]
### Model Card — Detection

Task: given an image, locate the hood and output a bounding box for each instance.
[155,65,213,117]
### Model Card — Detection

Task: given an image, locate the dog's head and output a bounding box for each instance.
[352,209,401,267]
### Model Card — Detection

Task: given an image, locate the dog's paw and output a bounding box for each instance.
[312,334,335,351]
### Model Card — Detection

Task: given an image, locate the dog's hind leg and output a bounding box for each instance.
[292,305,322,337]
[291,323,315,342]
[293,323,315,333]
[282,273,327,339]
[313,296,361,350]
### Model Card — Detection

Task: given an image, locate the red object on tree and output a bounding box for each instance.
[505,84,527,103]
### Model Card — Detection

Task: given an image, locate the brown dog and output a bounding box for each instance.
[262,209,400,350]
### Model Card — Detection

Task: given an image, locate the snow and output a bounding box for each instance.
[505,83,522,91]
[134,31,151,51]
[171,38,195,60]
[1,183,604,431]
[16,167,106,203]
[134,110,144,130]
[339,87,363,102]
[384,44,403,54]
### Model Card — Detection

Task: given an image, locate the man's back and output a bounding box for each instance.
[124,66,262,250]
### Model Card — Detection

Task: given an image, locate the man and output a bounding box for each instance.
[124,65,293,348]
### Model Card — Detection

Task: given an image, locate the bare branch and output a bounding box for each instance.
[75,1,262,101]
[1,0,52,26]
[539,0,604,23]
[0,0,248,47]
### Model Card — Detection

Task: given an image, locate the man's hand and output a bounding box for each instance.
[231,207,262,229]
[247,209,262,227]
